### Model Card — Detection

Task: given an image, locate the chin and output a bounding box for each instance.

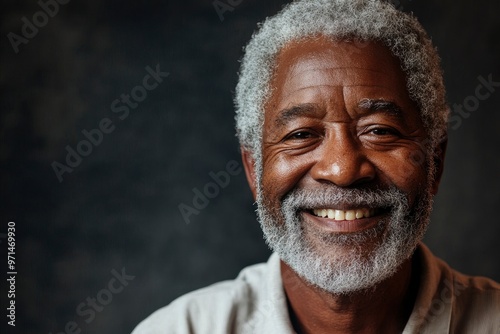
[257,185,432,295]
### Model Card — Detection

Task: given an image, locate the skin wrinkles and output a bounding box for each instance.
[284,70,403,99]
[241,36,447,334]
[273,100,414,142]
[260,39,429,203]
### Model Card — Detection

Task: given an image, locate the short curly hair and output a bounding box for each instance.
[234,0,448,158]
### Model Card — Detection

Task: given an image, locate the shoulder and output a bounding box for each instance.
[449,269,500,332]
[432,248,500,308]
[420,244,500,332]
[132,256,276,334]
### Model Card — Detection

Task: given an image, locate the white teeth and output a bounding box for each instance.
[312,208,376,220]
[345,210,356,221]
[334,210,345,220]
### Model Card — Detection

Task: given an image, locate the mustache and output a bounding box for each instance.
[281,184,408,211]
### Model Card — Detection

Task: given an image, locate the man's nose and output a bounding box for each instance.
[309,130,376,187]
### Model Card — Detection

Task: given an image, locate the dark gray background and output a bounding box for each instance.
[1,0,499,333]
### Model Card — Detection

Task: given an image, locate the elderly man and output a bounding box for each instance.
[133,0,500,333]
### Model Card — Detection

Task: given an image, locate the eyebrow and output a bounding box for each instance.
[273,99,406,128]
[274,103,320,128]
[357,98,404,119]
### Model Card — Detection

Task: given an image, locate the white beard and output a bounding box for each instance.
[256,184,433,295]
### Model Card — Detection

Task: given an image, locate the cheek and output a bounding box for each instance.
[261,152,312,200]
[373,148,429,194]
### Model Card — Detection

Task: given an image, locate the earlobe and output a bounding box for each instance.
[431,137,447,195]
[241,147,258,200]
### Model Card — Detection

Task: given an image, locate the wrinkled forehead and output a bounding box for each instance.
[268,36,409,100]
[263,36,416,117]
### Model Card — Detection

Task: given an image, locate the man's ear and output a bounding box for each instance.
[431,137,447,195]
[241,147,257,200]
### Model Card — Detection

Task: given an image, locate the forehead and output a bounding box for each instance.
[266,36,413,112]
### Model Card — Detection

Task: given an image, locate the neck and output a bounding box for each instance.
[281,255,419,334]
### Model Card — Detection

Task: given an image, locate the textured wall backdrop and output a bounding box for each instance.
[1,0,499,333]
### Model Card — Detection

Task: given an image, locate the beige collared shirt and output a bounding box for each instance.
[132,244,500,333]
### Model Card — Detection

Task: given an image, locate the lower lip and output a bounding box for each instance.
[302,211,384,233]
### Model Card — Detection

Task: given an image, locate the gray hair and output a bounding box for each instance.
[234,0,449,159]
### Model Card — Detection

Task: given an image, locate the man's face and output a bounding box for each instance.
[244,37,443,294]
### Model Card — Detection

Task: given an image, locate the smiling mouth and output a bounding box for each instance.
[310,208,383,221]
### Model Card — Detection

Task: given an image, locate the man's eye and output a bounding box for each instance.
[288,131,313,140]
[371,128,397,136]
